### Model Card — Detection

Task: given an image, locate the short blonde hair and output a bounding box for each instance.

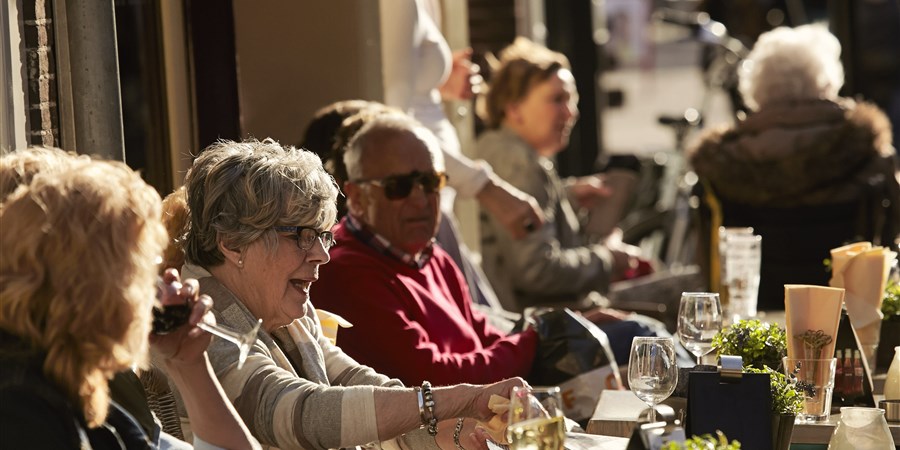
[738,24,844,110]
[0,158,167,427]
[478,37,572,129]
[183,138,339,267]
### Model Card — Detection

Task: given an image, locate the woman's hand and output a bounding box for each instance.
[150,268,214,366]
[459,421,507,450]
[469,377,529,421]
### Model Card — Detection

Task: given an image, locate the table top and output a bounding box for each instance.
[564,433,628,450]
[586,390,899,445]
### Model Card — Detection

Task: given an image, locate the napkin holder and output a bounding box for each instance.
[832,308,876,408]
[626,404,686,450]
[686,355,773,450]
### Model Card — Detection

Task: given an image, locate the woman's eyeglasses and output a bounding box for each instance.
[274,226,336,250]
[355,171,448,200]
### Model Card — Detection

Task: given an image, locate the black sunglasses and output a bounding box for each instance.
[356,171,448,200]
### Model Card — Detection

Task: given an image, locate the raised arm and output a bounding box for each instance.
[151,270,259,450]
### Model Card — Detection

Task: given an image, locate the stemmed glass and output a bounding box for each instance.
[507,386,566,450]
[677,292,723,366]
[152,301,262,370]
[628,337,678,423]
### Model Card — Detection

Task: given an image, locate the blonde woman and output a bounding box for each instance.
[0,151,258,449]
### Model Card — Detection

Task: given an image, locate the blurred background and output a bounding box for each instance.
[2,0,898,253]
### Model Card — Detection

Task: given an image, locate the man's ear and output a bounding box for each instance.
[343,180,367,217]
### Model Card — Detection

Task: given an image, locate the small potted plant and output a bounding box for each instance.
[661,431,741,449]
[745,366,803,450]
[877,280,900,369]
[711,319,788,371]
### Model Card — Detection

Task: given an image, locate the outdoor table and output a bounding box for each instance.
[586,390,899,447]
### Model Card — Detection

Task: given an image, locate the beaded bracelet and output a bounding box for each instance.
[421,380,438,436]
[453,417,465,450]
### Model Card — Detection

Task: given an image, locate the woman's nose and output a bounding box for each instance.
[306,236,331,265]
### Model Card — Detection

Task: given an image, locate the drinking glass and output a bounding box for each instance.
[628,337,678,422]
[507,386,566,450]
[723,233,762,322]
[677,292,723,365]
[783,357,838,422]
[152,302,262,370]
[717,227,754,305]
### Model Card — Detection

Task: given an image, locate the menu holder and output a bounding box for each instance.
[686,360,773,450]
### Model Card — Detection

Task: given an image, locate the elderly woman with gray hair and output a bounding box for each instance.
[688,24,900,309]
[176,138,524,450]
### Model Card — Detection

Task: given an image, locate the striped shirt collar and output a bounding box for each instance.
[344,215,434,269]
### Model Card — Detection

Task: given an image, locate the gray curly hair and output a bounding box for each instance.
[738,24,844,111]
[183,138,339,267]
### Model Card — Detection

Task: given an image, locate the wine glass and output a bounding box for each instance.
[152,302,262,370]
[628,337,677,423]
[507,386,566,450]
[677,292,723,366]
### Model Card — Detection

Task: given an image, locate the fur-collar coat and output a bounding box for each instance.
[688,98,898,210]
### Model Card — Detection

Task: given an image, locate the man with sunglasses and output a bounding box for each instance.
[315,113,538,387]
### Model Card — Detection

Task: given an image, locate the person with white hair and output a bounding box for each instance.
[688,24,900,310]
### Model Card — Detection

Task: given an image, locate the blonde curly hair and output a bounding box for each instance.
[738,24,844,110]
[0,146,88,202]
[0,157,167,427]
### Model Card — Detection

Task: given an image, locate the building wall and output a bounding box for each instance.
[232,0,383,147]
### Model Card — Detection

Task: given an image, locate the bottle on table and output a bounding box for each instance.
[842,349,854,397]
[852,349,864,398]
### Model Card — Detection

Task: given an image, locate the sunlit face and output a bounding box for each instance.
[347,130,441,255]
[504,68,579,157]
[239,228,331,330]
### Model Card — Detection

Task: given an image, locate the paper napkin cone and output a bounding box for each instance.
[830,246,895,346]
[315,309,353,345]
[784,285,844,359]
[829,242,873,283]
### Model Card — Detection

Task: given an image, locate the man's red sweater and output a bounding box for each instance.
[313,219,537,386]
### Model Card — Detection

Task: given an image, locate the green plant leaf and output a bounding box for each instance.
[883,279,900,319]
[660,431,741,449]
[745,366,803,415]
[712,319,787,370]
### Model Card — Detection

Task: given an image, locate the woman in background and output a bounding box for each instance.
[688,24,900,309]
